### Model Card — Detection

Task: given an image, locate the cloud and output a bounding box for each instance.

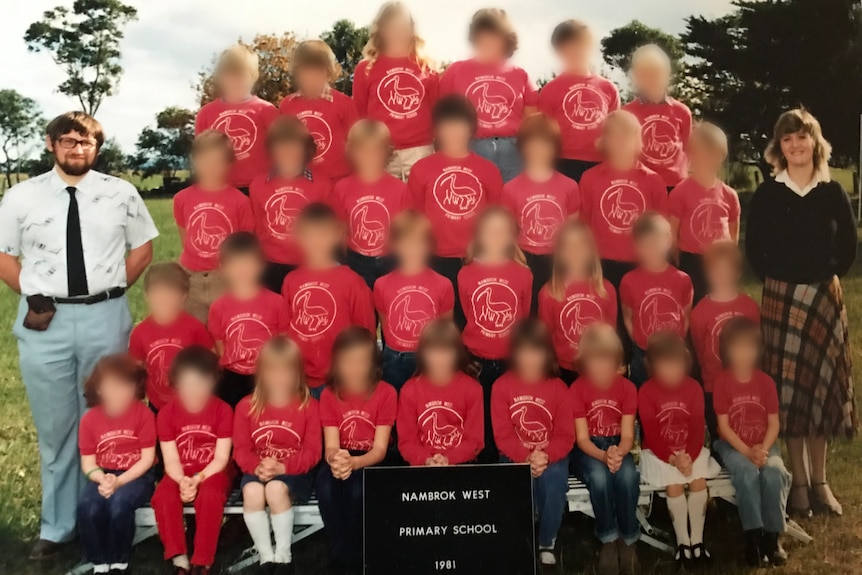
[0,0,735,154]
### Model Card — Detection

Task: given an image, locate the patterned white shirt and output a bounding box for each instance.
[0,169,159,297]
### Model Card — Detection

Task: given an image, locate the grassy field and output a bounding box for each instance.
[1,198,861,574]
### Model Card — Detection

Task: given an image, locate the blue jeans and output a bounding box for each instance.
[501,458,569,547]
[382,346,416,392]
[346,249,396,291]
[77,470,155,564]
[475,356,507,463]
[629,345,648,388]
[471,137,521,183]
[571,437,641,545]
[713,440,791,532]
[14,295,132,542]
[309,384,325,401]
[316,460,365,565]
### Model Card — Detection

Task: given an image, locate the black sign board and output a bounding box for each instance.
[363,464,536,575]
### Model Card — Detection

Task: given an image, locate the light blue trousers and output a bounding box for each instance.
[713,440,792,532]
[470,136,522,183]
[13,295,132,542]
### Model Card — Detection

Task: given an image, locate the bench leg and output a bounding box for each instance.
[65,562,93,575]
[639,533,675,553]
[785,519,813,544]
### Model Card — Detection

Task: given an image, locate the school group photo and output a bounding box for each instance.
[0,0,859,574]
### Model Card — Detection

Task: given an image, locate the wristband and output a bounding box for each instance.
[85,467,103,479]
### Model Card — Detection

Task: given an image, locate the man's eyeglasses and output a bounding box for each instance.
[56,137,97,150]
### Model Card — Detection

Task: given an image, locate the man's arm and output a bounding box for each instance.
[0,253,21,294]
[125,242,153,287]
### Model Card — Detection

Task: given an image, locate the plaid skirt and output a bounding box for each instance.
[761,276,857,438]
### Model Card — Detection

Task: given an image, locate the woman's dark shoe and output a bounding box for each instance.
[762,531,787,566]
[690,543,712,564]
[171,567,190,575]
[788,484,813,518]
[811,482,843,516]
[29,539,62,560]
[673,544,691,564]
[744,529,768,567]
[257,562,277,575]
[273,563,295,575]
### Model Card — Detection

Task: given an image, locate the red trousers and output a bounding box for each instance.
[151,471,232,566]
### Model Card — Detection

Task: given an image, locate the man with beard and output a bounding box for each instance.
[0,112,158,560]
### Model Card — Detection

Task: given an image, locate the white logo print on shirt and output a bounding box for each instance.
[640,292,683,335]
[297,111,333,160]
[509,400,552,448]
[418,406,464,449]
[188,206,233,258]
[291,285,337,337]
[264,188,307,239]
[472,282,518,334]
[521,198,564,246]
[561,297,604,345]
[378,70,426,117]
[389,290,436,343]
[349,199,390,253]
[226,318,272,371]
[599,184,646,233]
[690,201,729,247]
[641,117,679,164]
[467,79,516,126]
[563,85,609,128]
[213,112,258,158]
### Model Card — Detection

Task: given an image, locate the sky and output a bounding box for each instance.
[0,0,736,153]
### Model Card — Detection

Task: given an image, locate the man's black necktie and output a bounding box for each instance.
[66,186,89,297]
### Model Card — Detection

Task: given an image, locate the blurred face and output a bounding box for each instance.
[192,147,231,186]
[145,284,186,323]
[221,253,265,288]
[560,229,593,279]
[296,66,329,96]
[780,131,815,170]
[352,140,389,175]
[687,136,725,176]
[514,345,547,381]
[423,344,457,383]
[262,363,299,398]
[557,38,592,73]
[522,137,556,170]
[635,226,672,269]
[631,62,670,102]
[380,13,414,54]
[272,140,306,176]
[584,354,619,387]
[726,338,759,373]
[337,345,374,394]
[604,123,640,165]
[217,68,255,102]
[436,119,472,153]
[175,368,216,413]
[395,232,431,268]
[652,357,687,388]
[298,221,341,264]
[477,213,513,260]
[705,258,740,294]
[472,31,508,62]
[99,374,138,416]
[47,130,99,176]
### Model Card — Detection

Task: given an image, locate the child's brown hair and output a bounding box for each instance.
[390,209,435,252]
[719,317,763,369]
[326,326,382,398]
[465,205,527,266]
[84,353,148,408]
[169,345,222,388]
[632,211,670,240]
[469,8,518,57]
[219,231,265,264]
[143,262,190,293]
[251,336,310,418]
[550,19,592,50]
[595,110,641,157]
[548,220,606,301]
[516,113,562,157]
[291,39,342,83]
[703,240,743,274]
[575,323,626,374]
[645,331,692,375]
[415,319,480,379]
[346,119,393,167]
[509,318,560,379]
[689,121,728,159]
[192,130,236,164]
[266,116,317,165]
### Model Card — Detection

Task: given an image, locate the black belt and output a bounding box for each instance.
[52,287,126,305]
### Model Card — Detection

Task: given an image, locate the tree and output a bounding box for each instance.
[0,90,44,189]
[682,0,862,170]
[129,107,195,179]
[195,33,297,107]
[24,0,138,116]
[320,19,370,96]
[93,137,126,174]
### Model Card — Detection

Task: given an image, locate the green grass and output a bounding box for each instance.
[1,198,862,574]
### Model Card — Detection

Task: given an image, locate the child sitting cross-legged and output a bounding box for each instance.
[569,324,640,575]
[151,347,234,575]
[713,317,791,567]
[638,332,720,566]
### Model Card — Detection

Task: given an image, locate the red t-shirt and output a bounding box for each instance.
[638,376,705,463]
[620,266,693,349]
[690,294,760,393]
[408,152,504,257]
[713,369,779,446]
[353,56,438,149]
[207,289,291,375]
[538,280,618,370]
[332,173,410,257]
[501,172,581,255]
[79,401,157,471]
[248,173,331,265]
[537,74,621,162]
[195,97,279,187]
[668,177,741,254]
[232,396,321,475]
[570,374,637,438]
[319,382,398,451]
[282,265,376,384]
[439,59,538,139]
[580,162,669,262]
[156,397,233,474]
[374,268,455,352]
[128,313,215,410]
[622,97,692,188]
[490,371,574,463]
[279,89,358,181]
[396,373,484,466]
[173,185,255,272]
[458,260,533,359]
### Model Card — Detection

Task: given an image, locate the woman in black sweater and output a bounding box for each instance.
[746,108,857,520]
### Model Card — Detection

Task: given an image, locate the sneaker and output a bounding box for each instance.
[618,542,639,575]
[597,541,620,575]
[762,531,788,566]
[538,547,557,567]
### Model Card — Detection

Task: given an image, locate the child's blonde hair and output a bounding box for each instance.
[290,39,342,83]
[595,110,642,157]
[689,121,728,159]
[215,44,260,84]
[250,336,310,419]
[390,209,435,251]
[362,2,435,74]
[465,206,527,266]
[630,43,671,75]
[575,323,626,375]
[191,130,236,164]
[548,220,606,300]
[346,119,393,166]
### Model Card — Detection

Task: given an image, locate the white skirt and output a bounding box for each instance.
[639,447,721,488]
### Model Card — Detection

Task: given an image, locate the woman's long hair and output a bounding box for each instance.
[464,206,527,266]
[361,2,435,74]
[547,220,606,301]
[250,336,310,418]
[764,108,832,182]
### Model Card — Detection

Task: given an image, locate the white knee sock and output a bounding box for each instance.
[271,508,296,563]
[172,554,190,570]
[93,566,109,574]
[688,489,708,546]
[109,564,128,571]
[243,510,275,563]
[667,493,691,547]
